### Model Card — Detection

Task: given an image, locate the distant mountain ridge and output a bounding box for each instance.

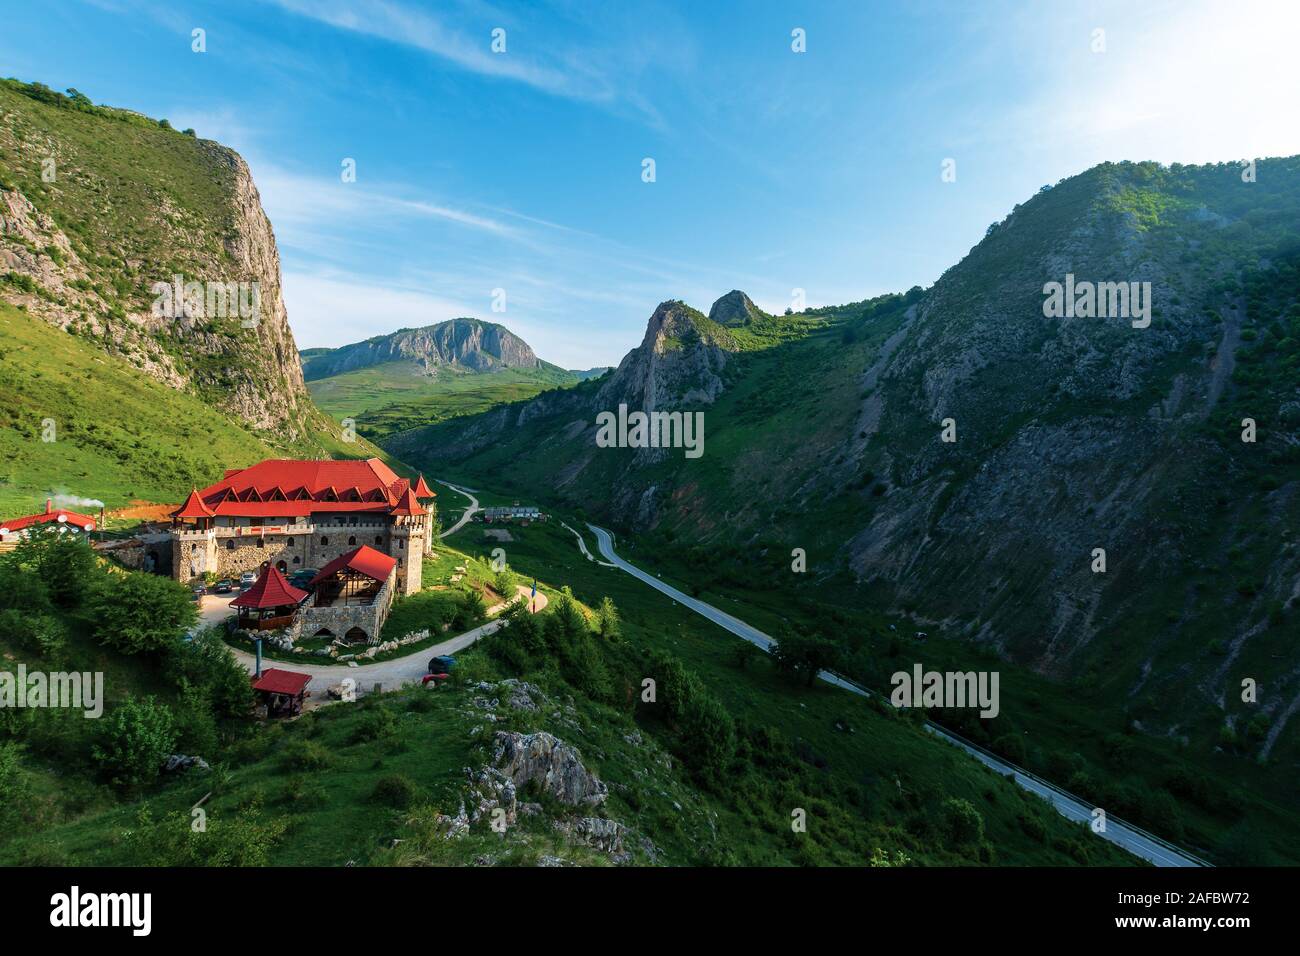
[301,318,545,381]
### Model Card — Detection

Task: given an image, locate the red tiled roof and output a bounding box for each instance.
[309,544,397,586]
[172,489,214,519]
[0,499,96,535]
[411,475,435,498]
[231,564,309,609]
[251,668,311,696]
[176,458,414,519]
[390,486,425,517]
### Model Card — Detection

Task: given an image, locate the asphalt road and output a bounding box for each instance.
[436,480,480,539]
[587,524,1208,868]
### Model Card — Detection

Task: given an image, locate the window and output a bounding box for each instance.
[276,561,286,572]
[375,536,383,545]
[286,537,294,546]
[292,556,300,565]
[348,536,356,546]
[257,537,265,548]
[398,556,403,567]
[226,540,235,550]
[321,537,328,546]
[398,539,404,549]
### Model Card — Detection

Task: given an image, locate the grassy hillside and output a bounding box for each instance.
[1,517,1135,867]
[0,302,385,518]
[308,360,582,442]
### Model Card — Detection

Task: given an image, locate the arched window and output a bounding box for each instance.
[257,537,265,548]
[292,556,300,565]
[320,537,328,545]
[348,536,356,546]
[276,561,286,572]
[398,556,403,567]
[226,540,235,550]
[287,537,294,546]
[374,536,383,546]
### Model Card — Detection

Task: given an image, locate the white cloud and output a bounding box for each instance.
[265,0,617,104]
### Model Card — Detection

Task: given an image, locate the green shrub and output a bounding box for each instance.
[92,696,177,789]
[371,774,418,808]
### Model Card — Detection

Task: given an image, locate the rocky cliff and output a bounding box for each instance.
[0,80,322,440]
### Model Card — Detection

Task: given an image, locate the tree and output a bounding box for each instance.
[493,567,519,604]
[771,631,842,687]
[165,630,252,720]
[731,640,759,671]
[940,797,985,846]
[595,596,621,641]
[90,572,197,654]
[10,527,96,608]
[93,696,177,789]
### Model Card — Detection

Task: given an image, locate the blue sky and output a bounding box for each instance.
[5,0,1298,367]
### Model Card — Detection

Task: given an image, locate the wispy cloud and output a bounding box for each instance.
[265,0,619,105]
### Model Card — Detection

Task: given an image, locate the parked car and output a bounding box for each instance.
[239,571,256,591]
[290,569,318,589]
[429,655,457,673]
[215,578,235,594]
[190,583,206,601]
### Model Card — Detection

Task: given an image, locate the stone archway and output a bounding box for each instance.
[344,626,368,645]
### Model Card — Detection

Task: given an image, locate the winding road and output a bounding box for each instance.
[587,524,1208,868]
[436,480,481,538]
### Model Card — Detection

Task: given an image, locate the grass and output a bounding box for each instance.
[0,303,389,518]
[306,360,583,442]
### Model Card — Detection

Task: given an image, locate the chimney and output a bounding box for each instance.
[254,637,263,679]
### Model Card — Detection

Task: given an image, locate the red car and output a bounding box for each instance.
[421,672,450,686]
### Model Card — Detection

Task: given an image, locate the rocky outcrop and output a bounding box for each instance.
[491,731,608,808]
[707,289,766,327]
[301,319,541,380]
[0,87,323,439]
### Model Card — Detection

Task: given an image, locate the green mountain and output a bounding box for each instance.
[388,158,1300,856]
[302,319,589,441]
[0,79,384,514]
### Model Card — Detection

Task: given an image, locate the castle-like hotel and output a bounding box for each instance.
[169,460,435,645]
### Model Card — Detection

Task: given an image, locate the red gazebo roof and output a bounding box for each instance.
[251,668,311,696]
[230,564,308,609]
[309,545,397,586]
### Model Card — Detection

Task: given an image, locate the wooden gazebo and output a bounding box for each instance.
[231,564,308,630]
[308,545,396,609]
[251,668,311,717]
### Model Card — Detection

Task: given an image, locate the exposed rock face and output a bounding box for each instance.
[491,731,608,808]
[596,300,729,412]
[707,289,765,327]
[301,319,540,380]
[0,90,322,439]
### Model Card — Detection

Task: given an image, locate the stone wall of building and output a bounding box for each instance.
[297,570,394,644]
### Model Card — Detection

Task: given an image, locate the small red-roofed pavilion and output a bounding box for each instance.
[230,564,308,630]
[251,667,311,716]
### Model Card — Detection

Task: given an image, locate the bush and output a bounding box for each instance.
[166,630,253,719]
[281,739,332,771]
[0,609,66,661]
[90,572,197,654]
[372,774,418,808]
[940,797,984,846]
[351,705,397,743]
[92,696,177,789]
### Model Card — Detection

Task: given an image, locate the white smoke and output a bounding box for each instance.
[49,493,106,510]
